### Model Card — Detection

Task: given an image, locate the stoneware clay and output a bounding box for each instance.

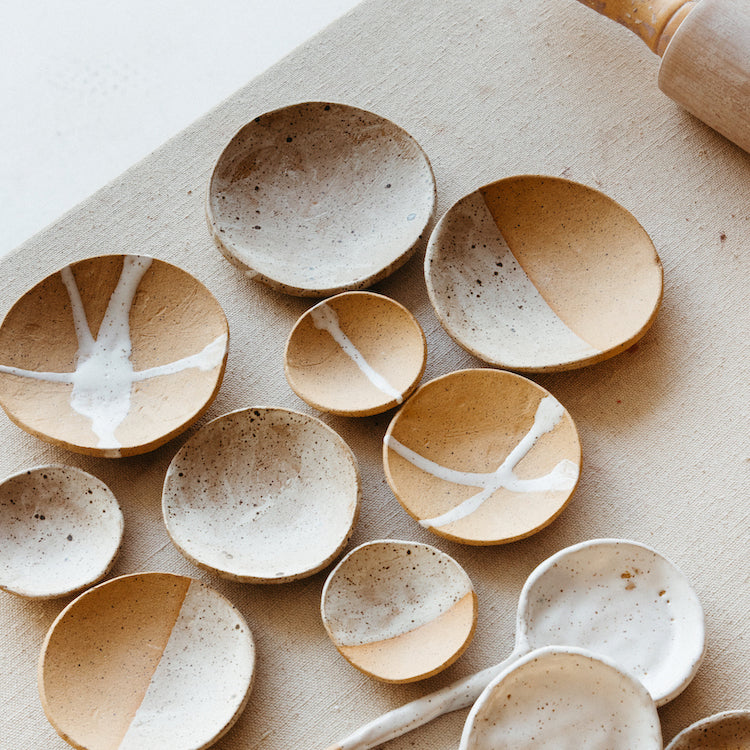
[284,292,427,416]
[38,572,255,750]
[0,465,123,599]
[207,101,437,296]
[666,710,750,750]
[324,538,704,750]
[425,175,663,372]
[163,407,361,583]
[0,254,229,457]
[460,646,662,750]
[321,539,477,683]
[383,368,581,544]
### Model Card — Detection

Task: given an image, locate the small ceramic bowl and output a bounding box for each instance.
[284,291,427,416]
[163,407,361,583]
[207,101,437,296]
[0,465,123,599]
[425,175,663,372]
[383,368,581,544]
[321,539,477,683]
[39,572,255,750]
[0,254,229,457]
[666,710,750,750]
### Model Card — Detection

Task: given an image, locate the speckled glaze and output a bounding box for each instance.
[666,710,750,750]
[207,101,437,296]
[323,538,704,750]
[284,292,427,416]
[425,175,663,372]
[383,368,581,544]
[321,539,477,683]
[460,646,662,749]
[39,572,255,750]
[0,255,229,457]
[163,407,361,583]
[0,465,123,599]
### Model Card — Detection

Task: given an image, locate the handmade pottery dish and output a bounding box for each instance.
[383,368,580,544]
[321,539,477,683]
[0,465,123,599]
[207,101,437,296]
[425,175,663,372]
[666,710,750,750]
[39,572,255,750]
[284,292,427,416]
[460,646,662,749]
[324,538,705,750]
[163,407,361,583]
[0,254,229,457]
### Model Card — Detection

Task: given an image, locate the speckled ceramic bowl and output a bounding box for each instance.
[425,176,663,372]
[321,539,477,683]
[39,572,255,750]
[207,101,437,296]
[666,710,750,750]
[162,407,361,583]
[0,465,123,599]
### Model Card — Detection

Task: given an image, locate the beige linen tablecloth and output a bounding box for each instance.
[1,0,748,747]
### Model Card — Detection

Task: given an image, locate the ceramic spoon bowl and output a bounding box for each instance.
[460,646,662,749]
[666,710,750,749]
[163,407,361,583]
[383,368,581,544]
[425,175,663,372]
[39,572,255,750]
[0,465,123,599]
[0,254,229,457]
[321,539,477,683]
[207,101,437,296]
[284,292,427,416]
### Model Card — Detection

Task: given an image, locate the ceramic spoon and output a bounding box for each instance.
[324,538,704,750]
[665,710,750,749]
[460,646,662,749]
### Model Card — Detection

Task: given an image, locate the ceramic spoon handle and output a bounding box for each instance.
[324,651,524,750]
[574,0,697,55]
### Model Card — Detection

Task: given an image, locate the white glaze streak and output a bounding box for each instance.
[132,334,227,381]
[385,396,578,529]
[0,365,73,382]
[310,303,402,403]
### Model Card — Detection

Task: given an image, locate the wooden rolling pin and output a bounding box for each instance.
[575,0,750,153]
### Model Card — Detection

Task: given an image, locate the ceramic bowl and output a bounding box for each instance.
[321,539,477,682]
[0,465,123,599]
[163,407,361,583]
[39,572,255,750]
[284,291,427,416]
[383,368,581,544]
[666,711,750,749]
[425,175,663,372]
[0,254,229,457]
[207,101,436,296]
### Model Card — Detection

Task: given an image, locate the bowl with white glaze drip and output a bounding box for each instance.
[162,407,361,583]
[321,539,477,683]
[38,572,255,750]
[425,175,663,372]
[666,710,750,750]
[0,465,123,599]
[0,254,229,457]
[284,292,427,416]
[383,368,581,544]
[207,101,437,296]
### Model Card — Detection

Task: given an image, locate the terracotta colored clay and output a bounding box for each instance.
[207,101,436,296]
[38,572,255,750]
[666,710,750,750]
[321,539,477,683]
[0,465,123,599]
[0,255,229,458]
[163,407,361,583]
[383,368,581,545]
[460,647,662,749]
[424,176,663,372]
[325,538,704,750]
[284,292,426,417]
